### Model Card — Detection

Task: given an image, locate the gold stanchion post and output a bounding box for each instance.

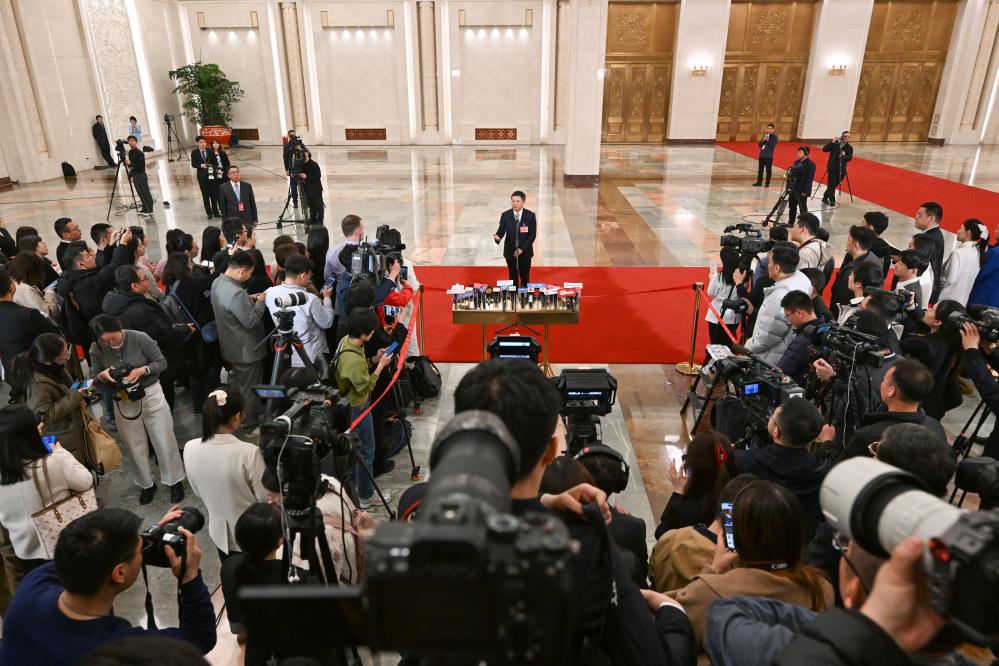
[676,282,704,376]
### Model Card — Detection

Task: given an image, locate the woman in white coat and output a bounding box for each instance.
[939,219,988,306]
[183,387,268,564]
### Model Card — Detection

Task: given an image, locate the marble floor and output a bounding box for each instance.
[0,142,993,660]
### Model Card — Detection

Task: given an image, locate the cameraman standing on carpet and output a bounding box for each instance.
[821,131,853,206]
[786,147,815,226]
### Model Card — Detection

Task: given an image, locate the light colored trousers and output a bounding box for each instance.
[112,382,185,488]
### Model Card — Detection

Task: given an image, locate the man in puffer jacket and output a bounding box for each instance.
[742,242,812,365]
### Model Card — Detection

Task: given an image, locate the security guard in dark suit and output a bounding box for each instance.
[493,190,537,287]
[190,136,216,218]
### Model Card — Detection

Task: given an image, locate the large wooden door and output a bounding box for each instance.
[852,0,957,142]
[601,2,678,143]
[717,1,815,142]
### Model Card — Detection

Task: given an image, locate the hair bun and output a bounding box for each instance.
[208,389,228,406]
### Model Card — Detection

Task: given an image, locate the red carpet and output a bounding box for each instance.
[417,266,709,364]
[719,141,997,234]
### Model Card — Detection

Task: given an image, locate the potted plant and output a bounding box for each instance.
[169,62,244,148]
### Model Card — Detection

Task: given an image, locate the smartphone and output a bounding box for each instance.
[324,276,336,289]
[720,502,736,551]
[400,266,409,280]
[384,341,400,356]
[71,379,94,390]
[42,435,57,453]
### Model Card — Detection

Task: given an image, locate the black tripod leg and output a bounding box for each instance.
[352,452,396,519]
[391,384,420,480]
[105,161,123,221]
[843,170,854,203]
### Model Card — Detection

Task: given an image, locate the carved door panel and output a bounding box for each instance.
[601,2,677,143]
[851,0,957,141]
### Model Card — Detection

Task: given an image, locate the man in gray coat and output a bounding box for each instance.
[742,243,812,366]
[210,249,268,429]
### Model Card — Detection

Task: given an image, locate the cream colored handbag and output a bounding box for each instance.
[29,456,97,559]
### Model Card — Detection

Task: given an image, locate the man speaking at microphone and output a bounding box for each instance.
[493,190,537,287]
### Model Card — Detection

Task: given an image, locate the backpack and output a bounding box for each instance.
[408,355,442,399]
[377,413,412,460]
[56,288,91,345]
[315,474,374,584]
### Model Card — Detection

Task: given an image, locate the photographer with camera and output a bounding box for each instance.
[893,249,929,323]
[10,333,91,466]
[861,211,898,277]
[264,254,334,367]
[790,213,833,272]
[777,291,822,385]
[741,242,811,364]
[124,136,154,217]
[821,131,853,206]
[0,405,93,597]
[298,149,324,226]
[830,225,882,317]
[786,146,816,226]
[959,320,999,458]
[900,300,966,420]
[454,359,696,664]
[836,262,884,325]
[0,507,215,665]
[89,315,186,505]
[283,130,306,208]
[706,247,742,349]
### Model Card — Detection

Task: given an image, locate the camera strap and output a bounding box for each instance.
[141,550,187,631]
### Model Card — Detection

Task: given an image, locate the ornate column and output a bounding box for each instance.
[0,0,46,154]
[280,2,309,129]
[554,0,570,130]
[961,1,999,131]
[417,1,438,131]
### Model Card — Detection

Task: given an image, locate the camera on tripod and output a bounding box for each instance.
[715,355,803,417]
[956,457,999,509]
[349,226,407,285]
[272,291,308,333]
[944,306,999,343]
[552,368,617,454]
[108,364,145,402]
[822,457,999,644]
[802,321,887,372]
[140,507,205,568]
[720,224,769,273]
[239,410,575,663]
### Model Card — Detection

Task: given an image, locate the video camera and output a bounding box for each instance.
[956,457,999,510]
[255,383,356,515]
[349,225,407,285]
[552,368,618,454]
[239,411,575,663]
[108,364,145,402]
[803,321,887,372]
[140,507,205,568]
[862,286,908,323]
[945,306,999,343]
[822,458,999,644]
[114,139,127,156]
[714,355,804,421]
[720,224,768,273]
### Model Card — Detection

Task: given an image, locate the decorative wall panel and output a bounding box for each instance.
[417,1,438,130]
[960,1,999,130]
[280,2,309,129]
[474,127,517,140]
[345,128,388,140]
[851,0,958,142]
[0,0,46,152]
[600,2,678,142]
[716,1,815,142]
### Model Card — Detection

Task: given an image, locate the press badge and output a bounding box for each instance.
[519,225,528,233]
[238,202,245,212]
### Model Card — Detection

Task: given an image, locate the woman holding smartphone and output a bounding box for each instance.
[207,139,230,217]
[10,334,90,467]
[0,404,93,602]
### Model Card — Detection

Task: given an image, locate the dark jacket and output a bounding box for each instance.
[301,159,323,196]
[190,147,213,182]
[169,267,217,326]
[789,158,815,196]
[91,121,110,146]
[0,301,60,378]
[821,141,853,169]
[101,289,187,354]
[735,443,840,535]
[964,348,999,457]
[968,243,999,308]
[282,141,307,172]
[609,509,649,587]
[706,595,817,666]
[830,251,880,314]
[495,208,537,259]
[900,334,962,420]
[655,492,711,539]
[843,410,946,459]
[218,180,258,228]
[56,241,72,270]
[56,242,133,343]
[0,227,16,259]
[777,318,820,385]
[776,608,914,666]
[758,133,778,159]
[918,226,945,302]
[127,147,145,173]
[812,296,832,324]
[869,236,897,277]
[23,371,88,467]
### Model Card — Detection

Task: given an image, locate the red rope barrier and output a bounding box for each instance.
[699,290,740,346]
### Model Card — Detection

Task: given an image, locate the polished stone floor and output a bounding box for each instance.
[0,142,992,661]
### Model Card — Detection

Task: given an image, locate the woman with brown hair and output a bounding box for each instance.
[8,252,57,319]
[654,431,737,538]
[667,479,833,652]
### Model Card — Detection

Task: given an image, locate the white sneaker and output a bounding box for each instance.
[359,491,392,510]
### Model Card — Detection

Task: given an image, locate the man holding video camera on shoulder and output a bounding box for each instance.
[454,359,696,665]
[0,507,215,666]
[739,242,811,365]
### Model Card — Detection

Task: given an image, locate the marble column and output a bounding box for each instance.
[78,0,149,143]
[667,0,730,142]
[417,1,438,131]
[562,0,608,182]
[797,0,874,141]
[280,2,309,130]
[554,0,570,131]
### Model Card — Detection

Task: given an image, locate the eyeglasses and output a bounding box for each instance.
[832,531,869,596]
[867,440,880,457]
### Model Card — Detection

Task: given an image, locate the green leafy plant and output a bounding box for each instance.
[168,62,244,127]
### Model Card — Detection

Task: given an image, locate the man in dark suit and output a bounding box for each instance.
[821,131,853,205]
[753,123,778,186]
[219,166,259,229]
[91,115,116,168]
[0,220,16,260]
[493,190,536,287]
[125,136,154,216]
[786,146,815,226]
[190,135,216,218]
[54,217,83,270]
[914,201,944,304]
[299,149,324,226]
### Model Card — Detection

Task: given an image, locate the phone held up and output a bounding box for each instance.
[720,502,736,551]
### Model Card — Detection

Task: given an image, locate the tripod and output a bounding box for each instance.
[949,399,993,507]
[812,141,854,206]
[259,310,328,422]
[762,176,798,227]
[163,115,186,162]
[104,152,141,221]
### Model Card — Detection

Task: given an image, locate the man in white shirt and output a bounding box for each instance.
[324,214,365,281]
[264,254,335,368]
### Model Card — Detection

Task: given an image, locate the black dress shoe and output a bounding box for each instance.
[170,482,185,503]
[765,181,771,187]
[752,182,762,187]
[139,486,156,505]
[374,459,396,477]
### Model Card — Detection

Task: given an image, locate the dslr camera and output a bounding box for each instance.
[720,223,768,273]
[140,507,205,568]
[822,458,999,644]
[945,306,999,343]
[108,364,145,402]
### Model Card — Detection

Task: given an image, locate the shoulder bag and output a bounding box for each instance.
[168,282,219,343]
[81,407,122,476]
[30,456,98,559]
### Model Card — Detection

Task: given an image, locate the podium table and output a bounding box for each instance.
[451,308,580,375]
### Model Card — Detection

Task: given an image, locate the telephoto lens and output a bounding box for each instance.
[275,292,308,308]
